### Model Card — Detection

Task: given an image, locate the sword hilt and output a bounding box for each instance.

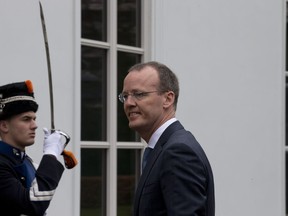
[51,129,78,169]
[58,130,70,146]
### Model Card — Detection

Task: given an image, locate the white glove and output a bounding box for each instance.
[43,128,66,159]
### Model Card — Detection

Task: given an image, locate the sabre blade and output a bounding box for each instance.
[39,1,55,129]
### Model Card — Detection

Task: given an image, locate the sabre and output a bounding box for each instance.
[39,1,77,169]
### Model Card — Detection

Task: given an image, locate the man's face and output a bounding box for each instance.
[1,111,37,150]
[122,67,167,139]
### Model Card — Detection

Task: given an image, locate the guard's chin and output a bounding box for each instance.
[26,139,35,146]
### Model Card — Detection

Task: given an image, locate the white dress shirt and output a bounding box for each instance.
[147,118,177,149]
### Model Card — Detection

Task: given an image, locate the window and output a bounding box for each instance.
[117,51,141,142]
[285,1,288,215]
[117,149,140,215]
[81,149,107,215]
[81,46,107,141]
[80,0,150,215]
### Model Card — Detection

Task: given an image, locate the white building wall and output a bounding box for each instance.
[151,0,285,216]
[0,0,285,216]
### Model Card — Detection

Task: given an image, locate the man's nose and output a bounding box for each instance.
[32,120,38,129]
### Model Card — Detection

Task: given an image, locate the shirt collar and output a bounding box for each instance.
[147,118,177,149]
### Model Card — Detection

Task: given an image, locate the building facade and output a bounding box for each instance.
[0,0,286,216]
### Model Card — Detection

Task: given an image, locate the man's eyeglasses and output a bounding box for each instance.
[118,91,160,103]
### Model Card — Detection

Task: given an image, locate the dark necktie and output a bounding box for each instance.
[142,147,152,172]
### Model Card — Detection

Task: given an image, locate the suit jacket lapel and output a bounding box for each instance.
[133,121,184,215]
[139,121,184,180]
[133,144,162,215]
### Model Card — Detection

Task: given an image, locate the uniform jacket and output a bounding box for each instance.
[0,141,64,216]
[133,121,215,216]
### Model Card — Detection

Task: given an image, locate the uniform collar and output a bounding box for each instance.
[0,141,25,160]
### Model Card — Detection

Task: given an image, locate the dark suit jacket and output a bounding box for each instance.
[133,121,215,216]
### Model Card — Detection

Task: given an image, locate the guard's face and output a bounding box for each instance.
[122,67,167,140]
[1,111,37,151]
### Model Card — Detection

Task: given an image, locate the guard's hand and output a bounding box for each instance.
[43,128,66,159]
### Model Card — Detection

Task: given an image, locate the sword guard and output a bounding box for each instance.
[50,129,77,169]
[50,129,70,147]
[58,130,70,146]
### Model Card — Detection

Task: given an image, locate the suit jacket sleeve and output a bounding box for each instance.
[161,143,208,215]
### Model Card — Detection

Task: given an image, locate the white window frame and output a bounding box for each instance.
[74,1,152,215]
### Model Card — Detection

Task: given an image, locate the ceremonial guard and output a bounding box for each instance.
[0,80,67,216]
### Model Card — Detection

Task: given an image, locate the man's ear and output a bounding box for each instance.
[163,91,175,108]
[0,120,9,133]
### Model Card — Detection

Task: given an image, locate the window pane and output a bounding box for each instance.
[81,149,107,216]
[286,76,288,146]
[286,1,288,71]
[117,51,141,141]
[82,0,107,41]
[286,151,288,215]
[117,149,141,216]
[118,0,141,47]
[81,46,107,141]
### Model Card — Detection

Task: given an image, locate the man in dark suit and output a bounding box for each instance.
[119,61,215,216]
